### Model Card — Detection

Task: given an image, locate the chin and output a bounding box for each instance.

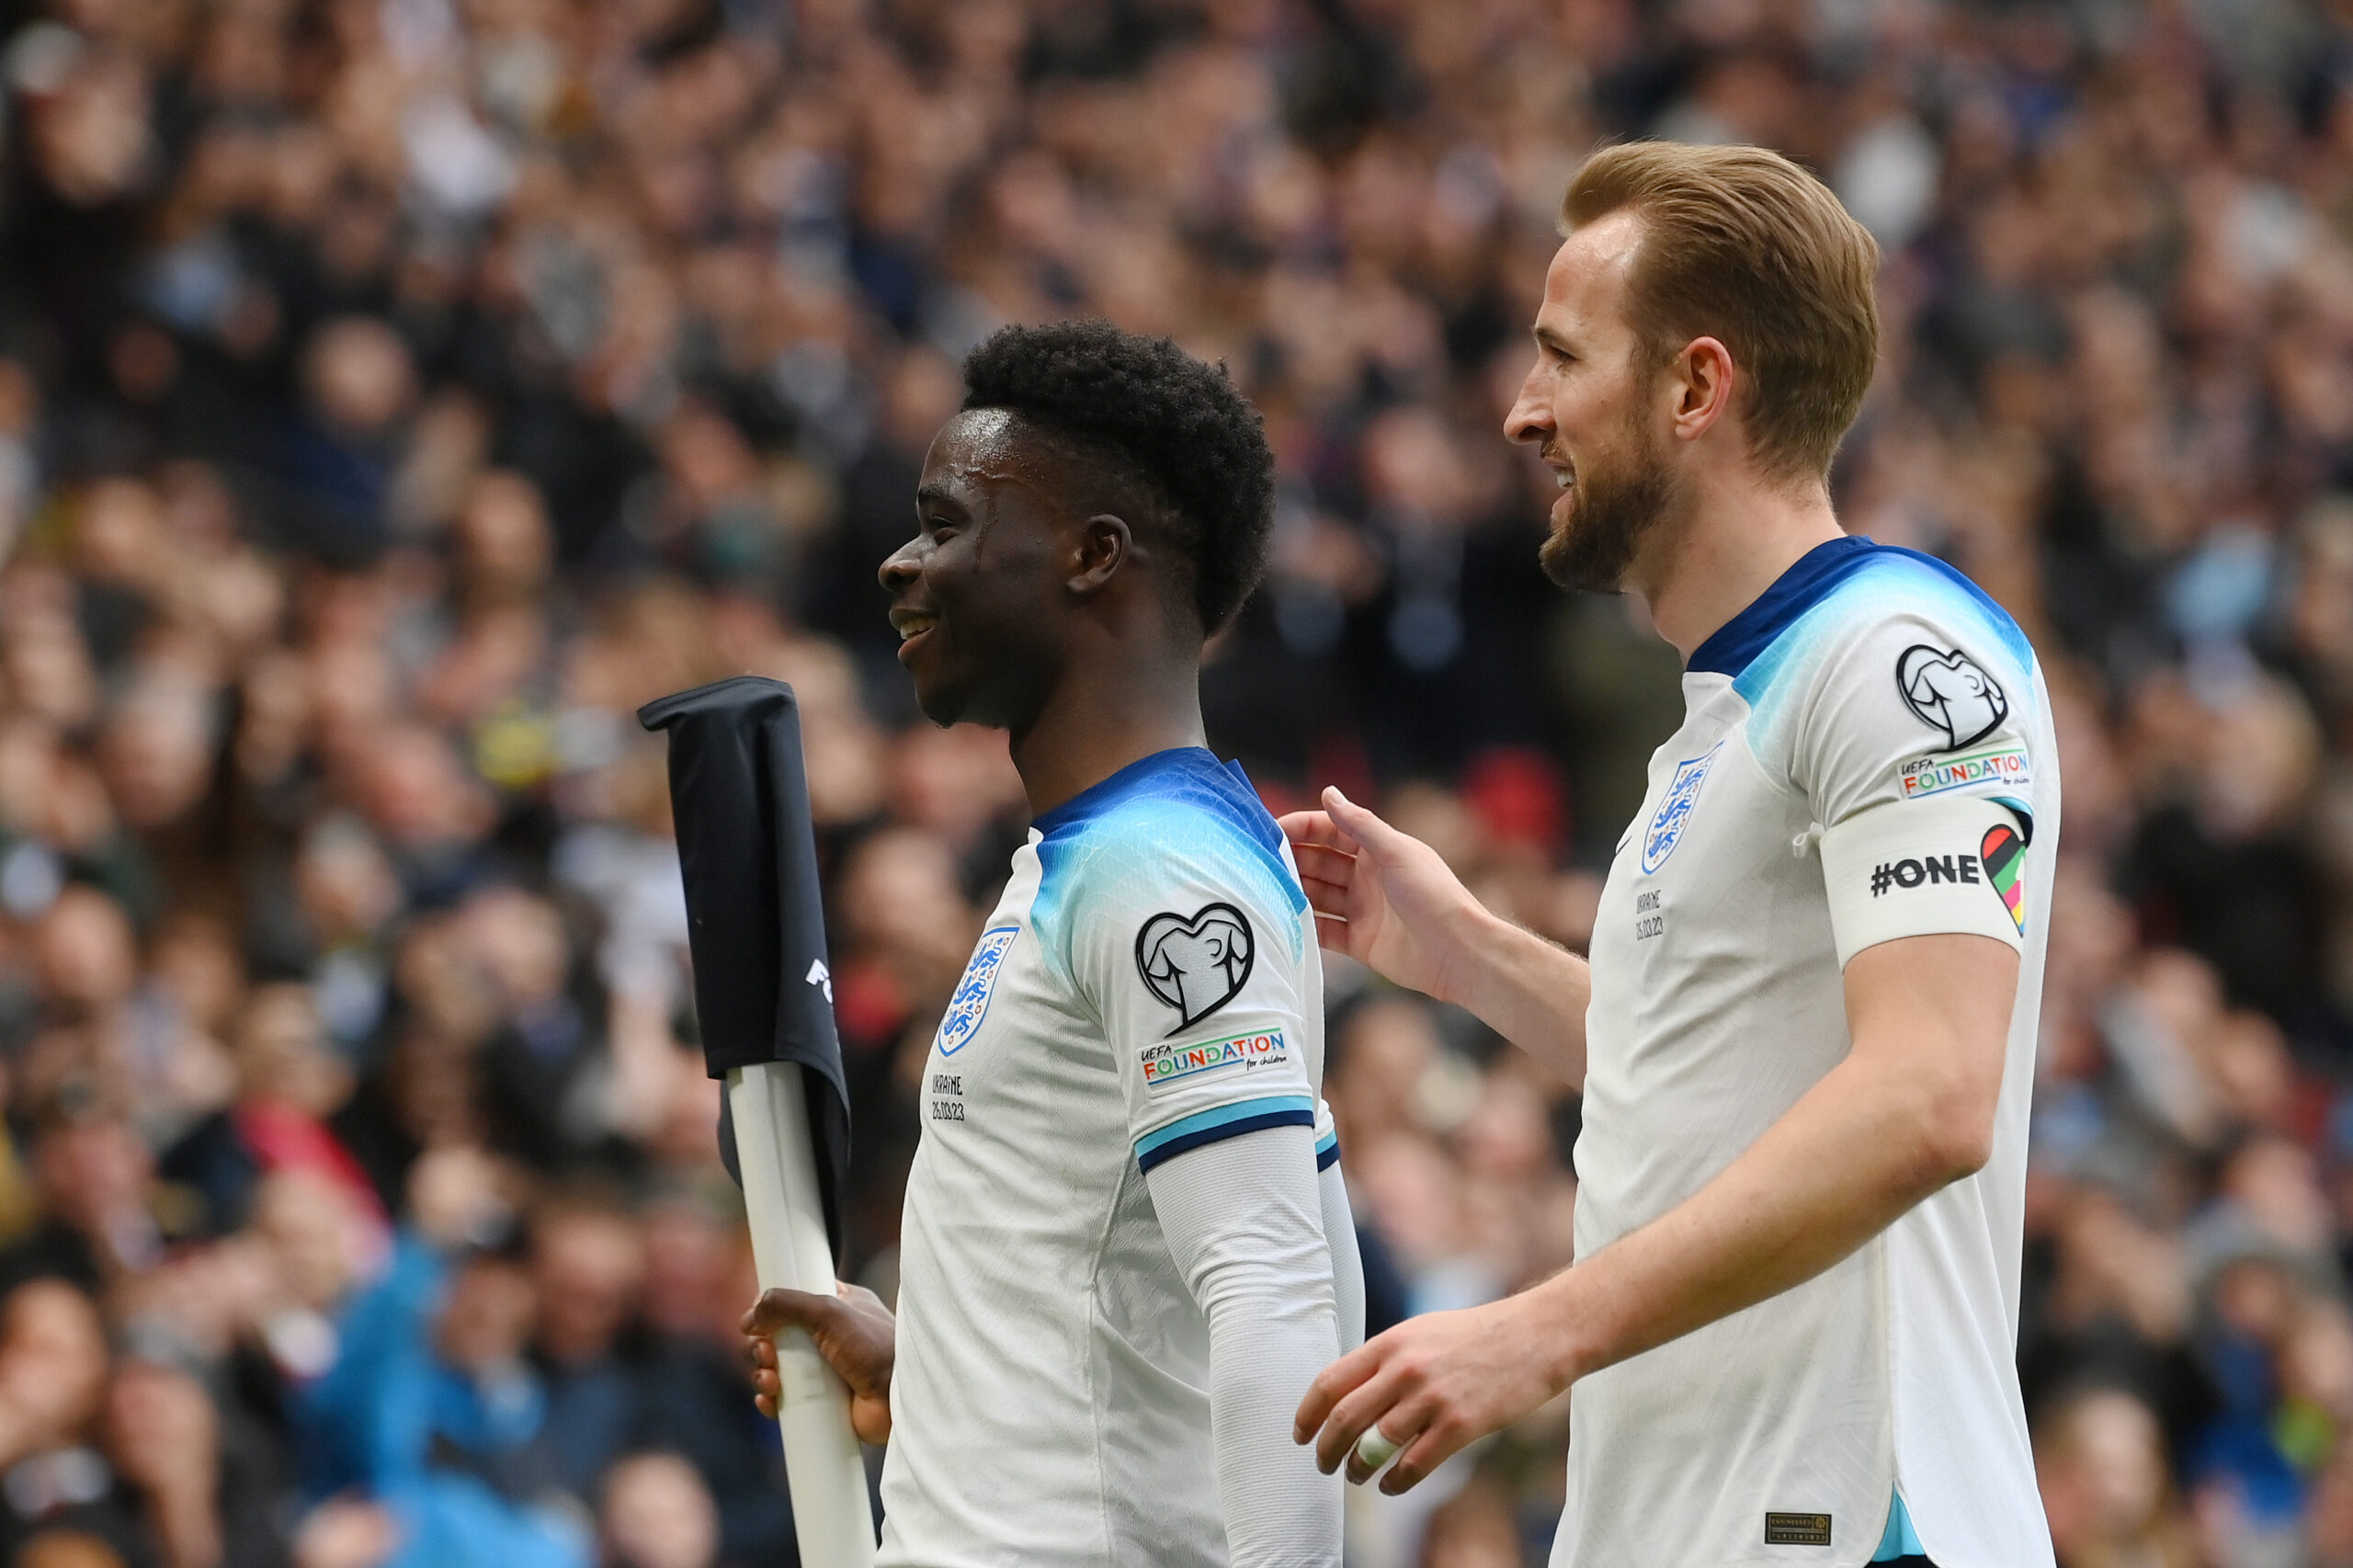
[913,681,968,727]
[1539,511,1626,594]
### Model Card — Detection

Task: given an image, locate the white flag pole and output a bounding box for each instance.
[726,1060,878,1568]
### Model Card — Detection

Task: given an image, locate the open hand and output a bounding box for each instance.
[1280,787,1482,1002]
[1292,1289,1573,1494]
[743,1281,895,1444]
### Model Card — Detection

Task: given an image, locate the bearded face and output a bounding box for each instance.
[1537,392,1685,594]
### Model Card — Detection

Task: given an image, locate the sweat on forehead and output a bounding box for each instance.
[942,406,1181,528]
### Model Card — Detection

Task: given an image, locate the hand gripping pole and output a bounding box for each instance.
[727,1061,878,1567]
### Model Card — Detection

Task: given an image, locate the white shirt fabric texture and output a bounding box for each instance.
[882,747,1353,1568]
[1555,537,2059,1568]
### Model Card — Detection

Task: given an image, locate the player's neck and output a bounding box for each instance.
[1008,657,1209,821]
[1635,472,1846,663]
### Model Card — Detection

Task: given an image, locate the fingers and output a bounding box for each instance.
[1279,810,1352,854]
[1289,835,1364,867]
[1318,1361,1412,1476]
[848,1392,893,1446]
[1323,788,1409,862]
[1295,871,1356,919]
[741,1286,841,1338]
[1293,1340,1377,1446]
[747,1336,781,1417]
[1276,809,1326,841]
[746,1333,781,1416]
[1381,1418,1467,1495]
[1291,850,1357,885]
[1345,1421,1401,1484]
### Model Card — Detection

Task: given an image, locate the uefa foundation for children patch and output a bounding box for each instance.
[1899,745,2030,801]
[1139,1028,1288,1096]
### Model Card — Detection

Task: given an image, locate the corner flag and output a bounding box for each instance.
[640,675,875,1566]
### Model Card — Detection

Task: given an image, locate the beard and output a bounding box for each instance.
[1537,415,1683,593]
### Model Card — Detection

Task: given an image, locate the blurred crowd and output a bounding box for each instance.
[8,0,2353,1563]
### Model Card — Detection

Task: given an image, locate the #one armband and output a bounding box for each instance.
[1817,793,2030,969]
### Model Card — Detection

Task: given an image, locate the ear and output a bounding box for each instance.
[1067,514,1132,597]
[1667,335,1737,444]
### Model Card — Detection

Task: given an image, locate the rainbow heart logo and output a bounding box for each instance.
[1980,824,2027,936]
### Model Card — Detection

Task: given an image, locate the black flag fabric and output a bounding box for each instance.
[639,676,849,1261]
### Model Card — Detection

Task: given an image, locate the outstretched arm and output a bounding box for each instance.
[1284,788,1591,1085]
[1295,931,2016,1493]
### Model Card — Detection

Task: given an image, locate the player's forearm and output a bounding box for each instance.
[1150,1127,1345,1565]
[1533,1030,1984,1388]
[1205,1291,1344,1566]
[1433,905,1590,1086]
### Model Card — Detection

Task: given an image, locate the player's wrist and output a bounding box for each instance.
[1527,1265,1608,1393]
[1426,896,1513,1008]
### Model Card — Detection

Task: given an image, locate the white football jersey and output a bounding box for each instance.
[1556,538,2058,1568]
[881,747,1336,1567]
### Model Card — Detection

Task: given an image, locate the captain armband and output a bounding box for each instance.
[1817,794,2030,969]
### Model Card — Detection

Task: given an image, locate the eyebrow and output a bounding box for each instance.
[1532,324,1574,355]
[915,483,959,506]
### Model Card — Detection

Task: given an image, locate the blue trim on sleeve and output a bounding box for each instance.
[1135,1095,1316,1171]
[1688,536,2024,681]
[1315,1128,1341,1171]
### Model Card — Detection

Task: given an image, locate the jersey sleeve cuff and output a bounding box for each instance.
[1818,794,2029,969]
[1135,1095,1315,1172]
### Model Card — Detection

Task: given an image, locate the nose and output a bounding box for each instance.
[1503,360,1552,447]
[878,538,922,594]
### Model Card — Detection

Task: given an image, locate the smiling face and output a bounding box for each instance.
[1504,210,1688,593]
[879,409,1074,729]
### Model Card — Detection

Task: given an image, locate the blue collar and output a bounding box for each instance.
[1030,746,1240,838]
[1687,535,1879,678]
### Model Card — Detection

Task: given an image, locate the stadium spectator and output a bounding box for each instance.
[17,0,2353,1561]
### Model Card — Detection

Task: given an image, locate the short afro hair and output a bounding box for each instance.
[960,320,1276,634]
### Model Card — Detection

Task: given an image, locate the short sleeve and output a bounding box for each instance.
[1039,805,1317,1173]
[1788,605,2040,968]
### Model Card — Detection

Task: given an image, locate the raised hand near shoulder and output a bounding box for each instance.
[1279,787,1484,1004]
[1283,787,1591,1085]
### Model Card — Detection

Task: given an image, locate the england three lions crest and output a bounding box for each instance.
[937,926,1019,1056]
[1642,744,1722,874]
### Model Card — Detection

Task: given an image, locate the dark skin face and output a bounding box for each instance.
[881,408,1073,732]
[877,407,1210,816]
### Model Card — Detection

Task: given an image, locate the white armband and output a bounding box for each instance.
[1817,794,2030,969]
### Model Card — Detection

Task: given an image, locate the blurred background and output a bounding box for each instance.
[0,0,2347,1562]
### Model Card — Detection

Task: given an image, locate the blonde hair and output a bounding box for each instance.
[1563,142,1881,483]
